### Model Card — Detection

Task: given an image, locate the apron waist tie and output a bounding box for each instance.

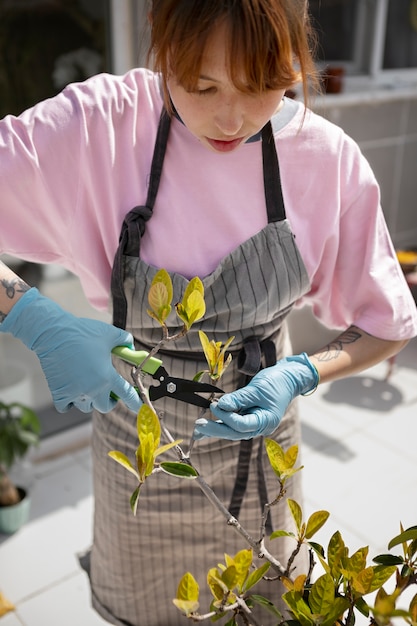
[229,337,277,535]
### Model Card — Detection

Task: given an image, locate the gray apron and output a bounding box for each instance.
[87,110,311,626]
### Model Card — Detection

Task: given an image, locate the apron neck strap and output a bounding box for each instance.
[261,121,286,223]
[145,108,171,209]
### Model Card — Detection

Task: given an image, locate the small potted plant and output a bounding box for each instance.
[0,400,41,534]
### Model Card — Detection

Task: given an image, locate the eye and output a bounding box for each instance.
[192,86,217,96]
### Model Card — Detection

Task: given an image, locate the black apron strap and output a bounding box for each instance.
[228,337,277,533]
[111,109,171,329]
[261,121,286,223]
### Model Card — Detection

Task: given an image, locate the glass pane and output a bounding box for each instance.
[309,0,361,63]
[383,0,417,69]
[0,0,110,118]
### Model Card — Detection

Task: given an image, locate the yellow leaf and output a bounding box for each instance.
[136,433,155,480]
[108,450,139,479]
[137,405,161,448]
[154,439,183,458]
[222,565,238,590]
[0,591,15,617]
[184,290,206,326]
[148,283,170,322]
[152,269,173,303]
[305,510,330,539]
[199,330,215,366]
[207,567,228,598]
[284,445,299,468]
[176,572,199,602]
[264,438,286,476]
[177,277,206,329]
[147,269,173,323]
[293,574,307,592]
[183,276,204,302]
[288,499,303,532]
[233,549,253,590]
[409,593,417,623]
[172,598,199,616]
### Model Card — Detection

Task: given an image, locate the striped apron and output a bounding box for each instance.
[86,110,311,625]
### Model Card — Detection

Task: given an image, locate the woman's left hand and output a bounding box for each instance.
[193,352,319,440]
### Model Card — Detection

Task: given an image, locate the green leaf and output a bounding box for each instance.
[368,565,396,592]
[327,531,346,577]
[108,450,139,479]
[347,546,369,576]
[130,485,141,516]
[354,596,370,618]
[388,527,417,550]
[282,591,314,626]
[373,554,404,566]
[18,406,41,434]
[320,597,351,626]
[270,529,295,540]
[251,595,283,618]
[305,510,330,539]
[159,462,199,479]
[309,573,336,615]
[308,541,330,573]
[243,562,270,592]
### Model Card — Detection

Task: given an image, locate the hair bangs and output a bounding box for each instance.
[227,1,301,94]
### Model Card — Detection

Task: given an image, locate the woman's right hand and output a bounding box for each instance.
[0,287,142,414]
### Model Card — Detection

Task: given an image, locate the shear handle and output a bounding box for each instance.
[112,346,162,375]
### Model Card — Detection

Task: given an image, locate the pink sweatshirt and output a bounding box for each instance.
[1,69,416,340]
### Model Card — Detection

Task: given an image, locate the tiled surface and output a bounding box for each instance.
[1,270,417,624]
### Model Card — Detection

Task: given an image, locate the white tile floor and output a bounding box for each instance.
[1,270,417,625]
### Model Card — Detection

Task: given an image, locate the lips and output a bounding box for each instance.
[206,137,244,152]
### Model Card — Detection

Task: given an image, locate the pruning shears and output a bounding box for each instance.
[112,346,223,409]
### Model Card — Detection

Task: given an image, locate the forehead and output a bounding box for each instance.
[198,22,234,78]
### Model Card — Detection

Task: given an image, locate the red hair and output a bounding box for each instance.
[149,0,318,110]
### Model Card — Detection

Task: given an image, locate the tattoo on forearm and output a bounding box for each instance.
[1,277,30,299]
[0,277,30,322]
[315,327,363,362]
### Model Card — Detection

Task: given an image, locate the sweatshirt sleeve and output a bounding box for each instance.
[0,87,83,266]
[287,118,417,341]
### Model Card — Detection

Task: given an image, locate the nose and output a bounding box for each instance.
[213,94,244,136]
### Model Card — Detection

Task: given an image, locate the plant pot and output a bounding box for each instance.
[0,487,31,534]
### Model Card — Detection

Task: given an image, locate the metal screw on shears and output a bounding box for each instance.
[167,382,177,394]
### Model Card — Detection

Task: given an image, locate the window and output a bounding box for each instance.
[309,0,417,82]
[0,0,110,118]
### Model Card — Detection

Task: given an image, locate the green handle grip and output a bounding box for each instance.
[111,346,163,375]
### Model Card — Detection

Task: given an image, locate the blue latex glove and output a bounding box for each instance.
[0,288,142,414]
[193,353,319,441]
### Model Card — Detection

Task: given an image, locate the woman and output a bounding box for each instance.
[1,1,416,624]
